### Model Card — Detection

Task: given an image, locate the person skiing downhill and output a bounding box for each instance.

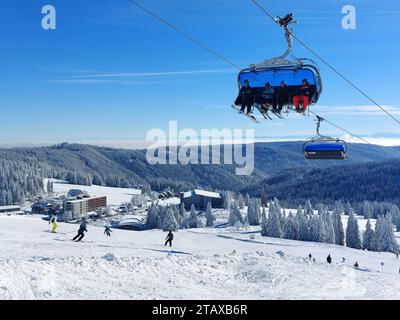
[327,254,332,264]
[104,226,112,237]
[165,231,174,247]
[73,218,88,242]
[49,214,58,233]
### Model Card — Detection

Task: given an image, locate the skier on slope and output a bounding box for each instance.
[308,253,312,260]
[164,230,174,247]
[326,254,332,264]
[49,214,58,233]
[73,218,88,242]
[354,262,359,269]
[104,226,112,237]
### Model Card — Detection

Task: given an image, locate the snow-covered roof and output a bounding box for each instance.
[182,189,221,199]
[158,197,181,206]
[0,205,21,211]
[182,191,192,198]
[194,189,221,198]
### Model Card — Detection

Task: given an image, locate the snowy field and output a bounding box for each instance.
[1,215,400,300]
[46,179,141,206]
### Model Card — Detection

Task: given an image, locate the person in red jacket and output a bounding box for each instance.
[293,79,312,113]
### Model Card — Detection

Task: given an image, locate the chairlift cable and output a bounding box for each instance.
[251,0,400,127]
[128,0,241,70]
[309,110,371,144]
[127,0,371,145]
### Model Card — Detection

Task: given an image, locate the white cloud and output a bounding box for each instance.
[64,69,236,79]
[313,105,400,117]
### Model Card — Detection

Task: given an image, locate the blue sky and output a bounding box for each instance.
[1,0,400,147]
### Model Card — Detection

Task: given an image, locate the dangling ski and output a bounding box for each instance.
[231,105,259,123]
[288,106,307,116]
[254,105,273,120]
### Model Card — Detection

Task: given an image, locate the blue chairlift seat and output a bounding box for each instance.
[238,66,322,107]
[303,140,347,160]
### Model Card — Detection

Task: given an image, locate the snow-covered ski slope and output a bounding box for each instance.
[1,215,400,300]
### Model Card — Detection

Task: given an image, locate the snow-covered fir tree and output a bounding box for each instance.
[205,202,215,227]
[237,194,245,210]
[373,214,398,253]
[260,190,268,207]
[157,206,167,229]
[146,205,160,229]
[304,200,313,216]
[333,206,345,246]
[324,211,336,244]
[260,206,267,237]
[309,215,325,243]
[389,204,400,231]
[229,202,243,226]
[162,206,179,231]
[362,219,375,251]
[245,193,251,207]
[361,201,373,219]
[295,206,309,241]
[247,199,261,226]
[283,211,298,240]
[265,203,282,238]
[222,191,233,209]
[187,204,202,228]
[346,209,362,249]
[344,201,352,215]
[46,180,54,194]
[334,200,344,215]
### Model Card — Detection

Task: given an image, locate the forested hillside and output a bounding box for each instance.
[245,158,400,206]
[0,142,399,206]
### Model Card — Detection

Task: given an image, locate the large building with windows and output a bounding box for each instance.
[64,196,107,218]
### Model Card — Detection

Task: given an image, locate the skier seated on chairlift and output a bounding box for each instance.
[258,82,276,112]
[293,78,311,113]
[276,81,289,114]
[235,79,254,114]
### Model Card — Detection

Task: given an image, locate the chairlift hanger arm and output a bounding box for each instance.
[250,13,300,69]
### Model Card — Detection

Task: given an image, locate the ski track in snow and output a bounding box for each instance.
[1,216,400,300]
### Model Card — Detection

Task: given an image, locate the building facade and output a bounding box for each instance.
[65,196,106,218]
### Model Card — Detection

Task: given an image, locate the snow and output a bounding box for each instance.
[1,214,400,300]
[181,190,221,199]
[157,197,181,206]
[46,179,141,206]
[0,205,21,211]
[194,189,221,198]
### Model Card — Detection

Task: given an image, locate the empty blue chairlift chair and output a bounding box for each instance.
[303,116,347,160]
